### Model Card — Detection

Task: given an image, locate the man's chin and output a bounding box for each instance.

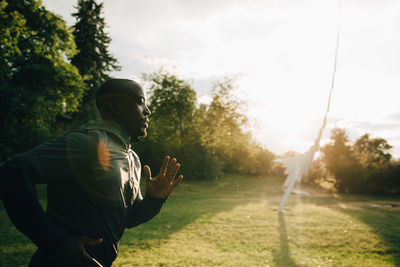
[128,128,147,141]
[133,132,146,142]
[139,129,147,138]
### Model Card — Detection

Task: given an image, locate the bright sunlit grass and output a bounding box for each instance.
[1,175,399,266]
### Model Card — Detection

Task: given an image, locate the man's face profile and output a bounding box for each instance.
[96,79,151,139]
[118,85,151,138]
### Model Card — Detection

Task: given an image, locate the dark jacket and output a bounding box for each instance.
[0,121,165,267]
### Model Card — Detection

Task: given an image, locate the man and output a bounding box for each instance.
[0,79,183,267]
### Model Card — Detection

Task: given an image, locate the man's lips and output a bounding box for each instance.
[142,118,149,128]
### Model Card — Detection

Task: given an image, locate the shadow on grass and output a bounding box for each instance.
[271,212,299,267]
[302,192,400,266]
[340,206,400,266]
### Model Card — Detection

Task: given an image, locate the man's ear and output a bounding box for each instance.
[108,98,122,116]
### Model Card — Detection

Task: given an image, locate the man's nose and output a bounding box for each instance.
[144,105,151,116]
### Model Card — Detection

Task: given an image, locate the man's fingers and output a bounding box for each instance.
[166,158,177,177]
[172,175,183,188]
[159,156,170,175]
[143,165,151,182]
[169,163,180,182]
[80,236,103,246]
[81,251,103,267]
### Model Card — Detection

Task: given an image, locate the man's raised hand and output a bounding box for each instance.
[143,156,183,199]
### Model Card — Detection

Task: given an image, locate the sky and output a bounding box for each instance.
[43,0,400,158]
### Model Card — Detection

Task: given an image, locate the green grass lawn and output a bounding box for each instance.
[1,174,400,266]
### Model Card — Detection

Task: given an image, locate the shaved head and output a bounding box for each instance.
[95,78,151,138]
[96,79,141,100]
[95,78,142,117]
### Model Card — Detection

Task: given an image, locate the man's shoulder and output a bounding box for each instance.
[65,128,104,148]
[22,130,100,158]
[81,120,130,148]
[16,129,107,183]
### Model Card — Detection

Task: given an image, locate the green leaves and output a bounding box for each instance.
[136,69,275,180]
[0,0,85,159]
[353,134,392,167]
[71,0,120,102]
[320,128,398,194]
[144,69,197,145]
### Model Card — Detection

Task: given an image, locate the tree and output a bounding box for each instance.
[253,144,275,176]
[302,158,331,187]
[353,133,392,168]
[321,128,361,193]
[139,69,275,179]
[0,0,85,160]
[201,77,252,173]
[139,68,221,179]
[71,0,120,122]
[350,134,394,194]
[201,77,247,146]
[321,129,396,194]
[143,68,197,144]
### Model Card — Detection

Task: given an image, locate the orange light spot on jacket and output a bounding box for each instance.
[97,140,110,170]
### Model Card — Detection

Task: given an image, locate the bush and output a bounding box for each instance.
[320,128,399,195]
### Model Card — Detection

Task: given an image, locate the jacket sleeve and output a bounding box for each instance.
[125,192,166,228]
[0,159,70,254]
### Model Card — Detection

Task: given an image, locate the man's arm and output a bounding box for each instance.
[126,156,183,229]
[125,194,165,228]
[0,132,104,266]
[0,161,70,254]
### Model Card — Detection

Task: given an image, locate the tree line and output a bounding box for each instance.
[134,69,278,179]
[0,0,118,160]
[304,128,400,195]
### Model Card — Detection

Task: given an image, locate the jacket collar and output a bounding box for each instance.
[82,120,131,148]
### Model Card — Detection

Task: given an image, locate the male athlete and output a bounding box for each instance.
[0,79,183,266]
